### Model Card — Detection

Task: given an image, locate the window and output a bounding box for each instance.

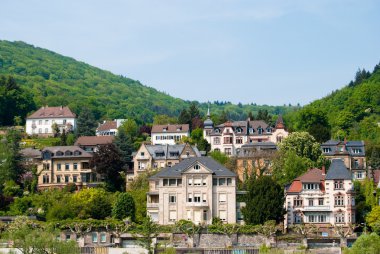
[303,183,319,190]
[169,195,176,203]
[294,198,303,207]
[92,233,98,243]
[187,210,192,220]
[335,195,344,206]
[308,215,315,223]
[43,175,49,184]
[194,194,201,203]
[294,214,302,224]
[308,199,314,207]
[224,148,232,155]
[65,163,70,171]
[219,210,227,221]
[194,178,202,186]
[213,178,218,186]
[39,120,42,125]
[334,180,344,190]
[73,175,77,183]
[227,178,232,186]
[356,172,363,179]
[194,164,200,170]
[219,178,226,186]
[352,148,361,154]
[188,178,193,186]
[214,137,220,145]
[258,128,263,134]
[45,128,48,133]
[219,193,227,203]
[224,137,233,144]
[353,160,359,168]
[169,211,176,222]
[65,175,69,183]
[236,128,242,133]
[56,175,61,183]
[323,148,331,153]
[140,152,145,156]
[56,151,63,156]
[163,179,168,186]
[39,128,42,133]
[138,162,146,170]
[203,210,208,221]
[202,193,207,202]
[188,193,192,202]
[169,179,176,186]
[73,163,78,170]
[335,213,345,223]
[100,233,106,243]
[236,138,243,144]
[318,198,324,206]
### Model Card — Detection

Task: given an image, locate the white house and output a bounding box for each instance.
[26,106,76,136]
[147,157,237,225]
[96,119,126,136]
[151,124,190,145]
[285,159,355,235]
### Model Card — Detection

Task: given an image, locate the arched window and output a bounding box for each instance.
[65,150,73,156]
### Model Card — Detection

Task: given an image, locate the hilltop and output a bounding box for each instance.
[0,40,295,123]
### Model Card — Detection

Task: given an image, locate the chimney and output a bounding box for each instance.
[321,165,326,175]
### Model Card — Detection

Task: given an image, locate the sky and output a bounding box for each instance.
[1,0,379,106]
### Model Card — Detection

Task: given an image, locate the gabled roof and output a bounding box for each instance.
[75,136,114,146]
[151,124,189,133]
[150,157,236,179]
[325,159,352,180]
[275,115,285,129]
[144,144,200,160]
[20,148,41,159]
[296,168,324,182]
[96,121,117,131]
[42,146,92,158]
[27,106,76,119]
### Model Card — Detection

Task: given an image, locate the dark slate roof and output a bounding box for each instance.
[150,157,236,179]
[325,159,352,180]
[241,142,277,149]
[145,144,200,159]
[321,140,365,156]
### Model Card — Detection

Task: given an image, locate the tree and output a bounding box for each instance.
[75,107,97,137]
[366,206,380,234]
[278,132,322,162]
[0,75,35,126]
[90,144,124,191]
[242,176,285,225]
[114,127,134,169]
[178,109,191,126]
[290,223,318,246]
[136,216,159,254]
[175,220,202,247]
[153,115,177,125]
[346,233,380,254]
[60,129,67,145]
[112,192,136,221]
[209,150,229,165]
[51,122,60,137]
[119,119,139,138]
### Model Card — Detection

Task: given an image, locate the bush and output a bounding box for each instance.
[112,192,135,221]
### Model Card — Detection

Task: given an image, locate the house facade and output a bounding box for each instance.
[132,143,201,181]
[321,140,366,180]
[151,124,190,145]
[285,159,355,233]
[235,142,277,182]
[147,157,237,225]
[204,115,287,156]
[96,119,126,136]
[37,146,100,190]
[75,136,114,152]
[26,106,76,136]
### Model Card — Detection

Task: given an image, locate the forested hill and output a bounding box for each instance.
[0,40,295,123]
[285,63,380,147]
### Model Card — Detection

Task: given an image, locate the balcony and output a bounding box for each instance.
[303,206,331,212]
[186,201,209,207]
[147,203,159,209]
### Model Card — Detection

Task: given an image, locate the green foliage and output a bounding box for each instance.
[366,206,380,234]
[346,233,380,254]
[0,40,293,125]
[2,180,22,197]
[112,192,136,221]
[75,107,97,137]
[135,216,159,254]
[153,115,177,125]
[209,150,229,165]
[278,132,322,162]
[242,176,285,225]
[354,180,375,225]
[0,75,36,126]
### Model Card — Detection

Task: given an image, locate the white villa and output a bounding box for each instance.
[285,159,355,234]
[25,106,76,136]
[151,124,190,145]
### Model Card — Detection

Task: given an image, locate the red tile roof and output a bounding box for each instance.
[151,124,189,133]
[75,136,114,146]
[287,168,325,193]
[96,121,117,131]
[27,106,76,119]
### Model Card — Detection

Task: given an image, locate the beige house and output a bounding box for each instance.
[37,146,100,190]
[321,140,366,180]
[285,159,355,234]
[75,136,114,152]
[147,157,237,225]
[131,143,201,181]
[204,115,288,156]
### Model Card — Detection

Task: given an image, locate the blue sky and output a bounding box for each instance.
[1,0,379,106]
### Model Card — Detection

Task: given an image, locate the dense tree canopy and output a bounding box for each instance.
[76,107,97,137]
[242,176,285,225]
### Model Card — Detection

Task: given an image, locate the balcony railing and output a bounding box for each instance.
[147,203,159,208]
[186,201,209,207]
[303,206,331,211]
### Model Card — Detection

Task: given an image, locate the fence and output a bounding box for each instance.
[81,247,109,254]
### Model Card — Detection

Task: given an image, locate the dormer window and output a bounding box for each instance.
[303,183,319,190]
[194,164,200,170]
[352,148,361,154]
[266,128,271,133]
[249,128,254,134]
[163,128,167,132]
[74,150,82,156]
[236,127,242,133]
[258,127,263,135]
[215,129,220,133]
[176,127,182,131]
[323,148,331,153]
[56,151,64,156]
[64,151,73,156]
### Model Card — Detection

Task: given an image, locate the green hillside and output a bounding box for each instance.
[0,40,295,123]
[285,63,380,146]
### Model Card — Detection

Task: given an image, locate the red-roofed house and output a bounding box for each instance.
[151,124,190,145]
[285,160,355,234]
[96,119,125,136]
[75,136,114,152]
[26,106,76,136]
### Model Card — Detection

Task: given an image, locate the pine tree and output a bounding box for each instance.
[76,107,97,137]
